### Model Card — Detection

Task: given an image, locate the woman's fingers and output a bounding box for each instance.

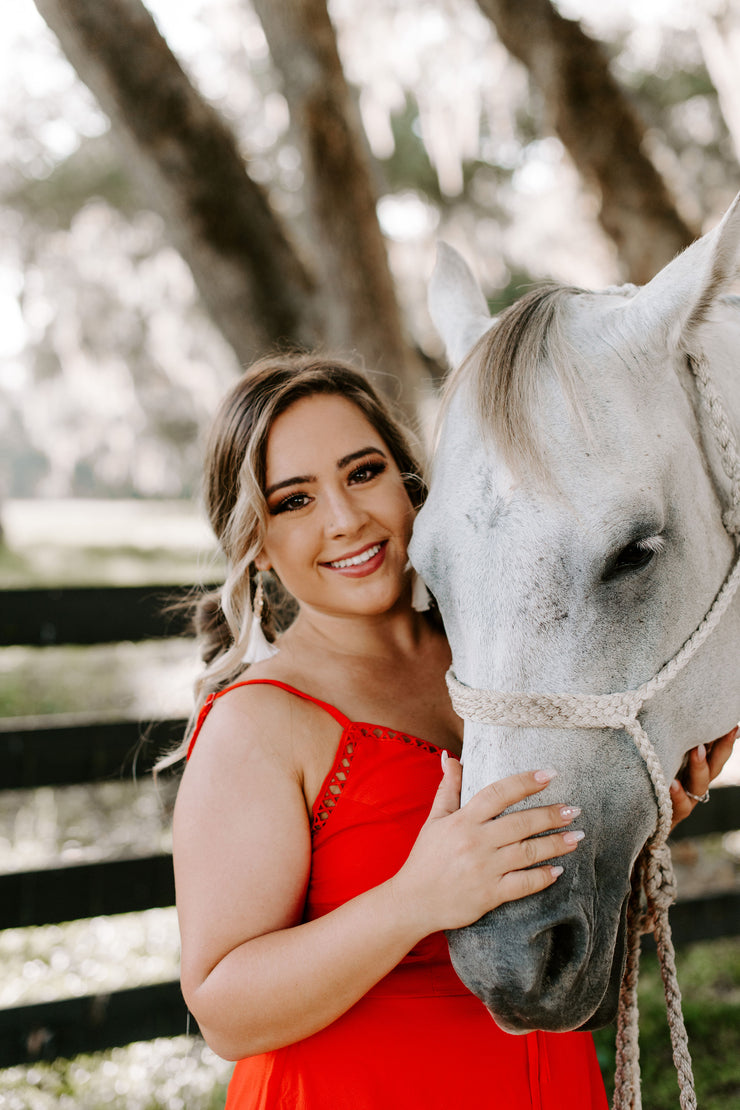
[462,769,584,850]
[496,827,585,874]
[496,863,568,904]
[463,768,559,823]
[426,751,463,820]
[489,823,586,910]
[406,764,588,930]
[669,778,694,830]
[706,726,738,781]
[493,801,583,845]
[670,744,710,830]
[670,726,738,831]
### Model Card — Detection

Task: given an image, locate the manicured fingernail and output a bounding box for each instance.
[534,768,558,783]
[670,779,681,793]
[563,829,586,845]
[560,805,581,819]
[441,750,449,771]
[550,866,564,878]
[697,744,707,761]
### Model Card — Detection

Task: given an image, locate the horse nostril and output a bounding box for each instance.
[541,920,586,988]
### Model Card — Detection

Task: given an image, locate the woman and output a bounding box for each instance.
[172,354,735,1109]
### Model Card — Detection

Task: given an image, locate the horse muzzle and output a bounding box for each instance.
[446,881,630,1032]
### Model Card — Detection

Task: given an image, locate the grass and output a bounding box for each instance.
[1,938,738,1108]
[0,540,220,590]
[0,1038,232,1110]
[0,639,198,720]
[592,938,740,1108]
[0,499,222,589]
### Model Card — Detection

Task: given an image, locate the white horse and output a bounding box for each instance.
[410,195,740,1057]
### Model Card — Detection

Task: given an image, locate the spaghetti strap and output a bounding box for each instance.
[186,678,351,761]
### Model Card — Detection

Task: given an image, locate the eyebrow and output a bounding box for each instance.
[265,446,387,498]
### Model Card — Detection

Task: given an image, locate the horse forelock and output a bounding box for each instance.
[445,284,588,484]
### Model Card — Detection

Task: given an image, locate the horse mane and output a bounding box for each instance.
[445,284,589,483]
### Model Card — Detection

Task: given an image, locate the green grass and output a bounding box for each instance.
[0,640,197,719]
[593,938,740,1108]
[0,540,222,589]
[0,1038,232,1110]
[1,939,737,1108]
[0,498,223,589]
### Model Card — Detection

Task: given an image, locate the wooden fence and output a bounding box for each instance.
[0,584,738,1068]
[0,585,194,1068]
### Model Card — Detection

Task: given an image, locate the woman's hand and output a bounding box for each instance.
[392,755,583,934]
[669,726,738,831]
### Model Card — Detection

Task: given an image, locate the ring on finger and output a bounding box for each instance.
[684,788,710,804]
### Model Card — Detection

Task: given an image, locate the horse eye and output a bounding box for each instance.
[604,538,662,580]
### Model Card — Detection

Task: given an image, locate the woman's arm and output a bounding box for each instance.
[174,688,583,1061]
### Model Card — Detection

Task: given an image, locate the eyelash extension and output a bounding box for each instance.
[270,492,310,515]
[348,459,387,482]
[269,458,387,514]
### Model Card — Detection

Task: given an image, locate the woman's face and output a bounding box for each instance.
[256,393,416,619]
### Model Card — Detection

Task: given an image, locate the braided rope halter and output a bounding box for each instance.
[446,354,740,1110]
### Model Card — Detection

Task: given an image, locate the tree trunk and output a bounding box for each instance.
[699,3,740,166]
[251,0,427,411]
[33,0,320,364]
[476,0,697,283]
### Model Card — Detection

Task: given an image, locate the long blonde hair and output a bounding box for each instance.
[159,353,426,768]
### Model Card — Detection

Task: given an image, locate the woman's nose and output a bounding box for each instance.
[324,489,367,535]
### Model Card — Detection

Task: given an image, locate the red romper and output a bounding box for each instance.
[187,680,608,1110]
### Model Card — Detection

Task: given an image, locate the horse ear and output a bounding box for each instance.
[624,190,740,348]
[428,242,494,367]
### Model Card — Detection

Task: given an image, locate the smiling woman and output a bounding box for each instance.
[256,393,415,619]
[165,352,729,1110]
[164,352,616,1109]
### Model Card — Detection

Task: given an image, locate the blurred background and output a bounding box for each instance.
[1,0,739,1106]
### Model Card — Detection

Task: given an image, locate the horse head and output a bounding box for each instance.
[410,194,740,1033]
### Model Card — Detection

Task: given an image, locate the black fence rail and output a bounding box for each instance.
[0,584,193,647]
[1,584,738,1069]
[0,584,196,1069]
[0,713,186,791]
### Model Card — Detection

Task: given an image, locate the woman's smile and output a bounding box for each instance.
[256,393,415,616]
[322,540,388,576]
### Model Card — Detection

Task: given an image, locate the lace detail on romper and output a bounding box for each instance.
[186,679,444,835]
[312,739,358,831]
[357,724,442,756]
[311,725,443,833]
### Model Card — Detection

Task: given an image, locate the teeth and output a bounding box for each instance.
[329,543,382,568]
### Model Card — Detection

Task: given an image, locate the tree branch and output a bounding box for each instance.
[33,0,321,363]
[477,0,697,282]
[252,0,427,407]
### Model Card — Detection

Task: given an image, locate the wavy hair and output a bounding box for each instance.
[157,354,426,769]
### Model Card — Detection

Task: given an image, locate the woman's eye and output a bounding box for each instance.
[271,493,310,514]
[349,461,386,484]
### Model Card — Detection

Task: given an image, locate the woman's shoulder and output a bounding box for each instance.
[180,670,348,825]
[190,663,345,767]
[201,676,320,735]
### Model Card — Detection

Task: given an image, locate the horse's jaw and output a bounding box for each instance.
[446,863,632,1033]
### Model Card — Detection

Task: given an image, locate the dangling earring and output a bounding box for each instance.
[244,571,279,664]
[407,562,431,612]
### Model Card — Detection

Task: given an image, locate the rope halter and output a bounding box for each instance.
[446,353,740,1110]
